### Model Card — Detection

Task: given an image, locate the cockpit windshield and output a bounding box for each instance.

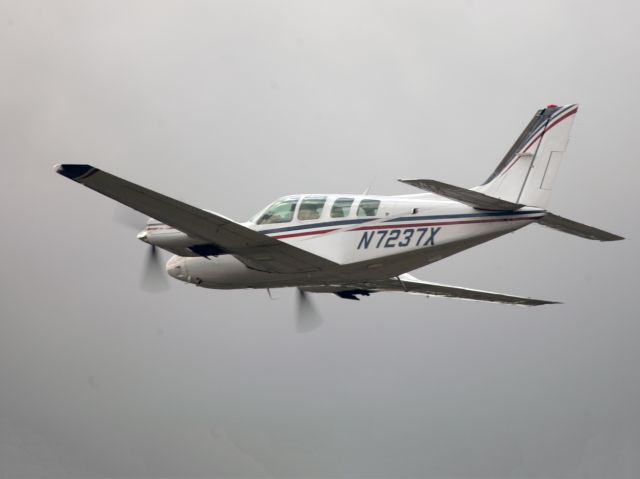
[254,197,299,225]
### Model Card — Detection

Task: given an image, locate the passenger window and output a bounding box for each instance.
[330,197,354,218]
[298,196,327,221]
[255,197,299,225]
[356,199,380,217]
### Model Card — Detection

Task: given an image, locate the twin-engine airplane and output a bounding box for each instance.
[56,104,623,313]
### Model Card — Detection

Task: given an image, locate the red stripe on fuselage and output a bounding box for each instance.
[268,215,543,239]
[147,216,543,240]
[351,215,544,231]
[272,228,339,239]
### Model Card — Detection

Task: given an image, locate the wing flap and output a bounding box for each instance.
[538,212,624,241]
[399,178,524,210]
[55,164,338,273]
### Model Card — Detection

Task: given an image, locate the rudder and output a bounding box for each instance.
[474,104,578,208]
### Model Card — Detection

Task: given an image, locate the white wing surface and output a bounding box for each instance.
[55,164,338,274]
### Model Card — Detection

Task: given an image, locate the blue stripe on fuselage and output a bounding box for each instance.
[389,209,545,222]
[258,218,372,235]
[258,209,545,235]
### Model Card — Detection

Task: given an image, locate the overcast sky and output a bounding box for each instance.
[1,1,638,477]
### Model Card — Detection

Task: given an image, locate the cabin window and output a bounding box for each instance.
[330,197,354,218]
[298,196,327,221]
[356,199,380,217]
[255,197,299,224]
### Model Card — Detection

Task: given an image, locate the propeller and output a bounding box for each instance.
[140,244,170,292]
[296,288,322,333]
[113,206,170,292]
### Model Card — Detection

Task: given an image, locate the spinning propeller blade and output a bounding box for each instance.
[141,245,170,292]
[296,289,322,333]
[113,207,169,292]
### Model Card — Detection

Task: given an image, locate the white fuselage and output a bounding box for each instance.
[145,193,545,290]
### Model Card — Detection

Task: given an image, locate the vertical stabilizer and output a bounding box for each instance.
[474,104,578,208]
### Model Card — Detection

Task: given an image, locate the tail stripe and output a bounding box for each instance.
[494,105,577,180]
[520,107,578,155]
[482,105,575,185]
[517,105,571,151]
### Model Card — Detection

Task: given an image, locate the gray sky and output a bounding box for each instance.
[1,1,638,477]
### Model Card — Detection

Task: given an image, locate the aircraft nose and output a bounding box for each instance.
[166,255,187,281]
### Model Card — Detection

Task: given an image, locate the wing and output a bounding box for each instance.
[399,178,524,210]
[55,164,338,274]
[304,274,558,305]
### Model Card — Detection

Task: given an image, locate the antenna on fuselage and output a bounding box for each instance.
[362,178,376,195]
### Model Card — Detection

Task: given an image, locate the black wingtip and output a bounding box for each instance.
[534,300,563,306]
[54,164,97,181]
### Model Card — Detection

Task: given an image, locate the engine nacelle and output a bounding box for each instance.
[138,220,207,257]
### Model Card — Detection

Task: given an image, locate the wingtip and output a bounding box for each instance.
[55,164,98,181]
[604,234,625,242]
[526,298,562,306]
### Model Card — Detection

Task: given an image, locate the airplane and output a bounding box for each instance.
[55,103,623,326]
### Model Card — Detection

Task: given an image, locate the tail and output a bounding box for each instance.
[474,104,578,208]
[399,103,623,242]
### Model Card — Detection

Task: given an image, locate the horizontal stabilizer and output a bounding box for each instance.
[399,179,523,210]
[538,212,624,241]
